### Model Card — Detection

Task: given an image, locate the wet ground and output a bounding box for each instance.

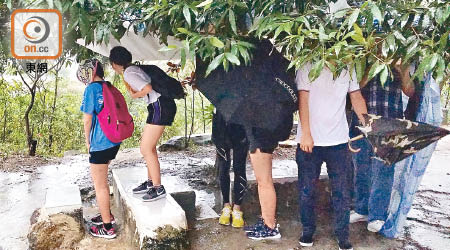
[0,134,449,250]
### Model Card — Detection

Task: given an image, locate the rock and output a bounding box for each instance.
[28,213,84,250]
[159,134,212,151]
[63,150,81,157]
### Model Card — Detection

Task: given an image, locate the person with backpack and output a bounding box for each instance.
[77,59,131,239]
[109,46,178,202]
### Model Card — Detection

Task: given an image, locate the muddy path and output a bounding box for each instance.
[0,136,449,249]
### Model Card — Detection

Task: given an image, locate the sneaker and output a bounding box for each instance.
[231,209,244,228]
[299,235,314,247]
[243,216,264,232]
[89,224,116,239]
[91,213,116,225]
[142,185,166,202]
[132,180,153,194]
[349,210,368,223]
[218,205,231,226]
[338,240,353,250]
[367,220,384,232]
[246,223,281,240]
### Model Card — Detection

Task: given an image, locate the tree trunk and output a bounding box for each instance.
[184,96,188,148]
[1,108,6,142]
[48,72,59,148]
[188,90,195,141]
[200,93,205,133]
[25,84,37,156]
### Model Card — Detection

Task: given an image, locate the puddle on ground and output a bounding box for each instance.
[0,155,91,250]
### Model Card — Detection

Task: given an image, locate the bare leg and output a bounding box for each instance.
[90,163,111,223]
[250,149,276,228]
[140,124,165,186]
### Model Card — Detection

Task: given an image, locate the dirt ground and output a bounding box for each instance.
[0,153,59,172]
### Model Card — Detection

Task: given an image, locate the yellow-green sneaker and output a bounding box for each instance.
[219,205,232,226]
[232,209,244,228]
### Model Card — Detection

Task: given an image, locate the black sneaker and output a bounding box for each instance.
[89,224,117,239]
[338,240,353,250]
[299,234,314,247]
[244,216,264,232]
[132,180,153,194]
[91,213,116,225]
[142,185,166,202]
[246,223,281,240]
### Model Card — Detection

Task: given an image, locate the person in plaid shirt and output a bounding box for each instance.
[350,62,415,233]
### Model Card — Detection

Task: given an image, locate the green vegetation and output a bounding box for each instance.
[0,0,448,157]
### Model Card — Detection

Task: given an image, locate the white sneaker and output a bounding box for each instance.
[349,210,368,223]
[367,220,384,232]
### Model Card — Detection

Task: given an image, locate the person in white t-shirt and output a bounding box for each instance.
[296,63,367,250]
[109,46,177,202]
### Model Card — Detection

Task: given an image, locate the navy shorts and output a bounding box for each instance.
[89,145,120,164]
[146,96,177,126]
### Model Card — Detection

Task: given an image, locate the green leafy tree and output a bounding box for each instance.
[63,0,448,86]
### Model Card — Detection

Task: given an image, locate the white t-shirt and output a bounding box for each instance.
[123,66,161,104]
[296,64,360,146]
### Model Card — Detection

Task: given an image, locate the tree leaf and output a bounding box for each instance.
[355,58,366,82]
[379,65,388,86]
[308,60,324,81]
[351,34,366,44]
[206,54,225,76]
[434,57,445,84]
[368,61,383,80]
[180,48,186,69]
[353,23,363,36]
[439,31,449,52]
[387,34,395,51]
[210,37,225,48]
[319,25,328,43]
[393,31,406,44]
[348,9,360,30]
[229,9,237,35]
[381,40,388,57]
[196,0,213,8]
[406,40,419,55]
[425,54,439,72]
[238,46,250,65]
[158,45,178,52]
[225,52,240,65]
[370,3,383,24]
[183,5,191,26]
[177,28,189,34]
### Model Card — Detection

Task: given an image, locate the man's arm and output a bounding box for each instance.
[299,90,314,153]
[130,84,153,99]
[83,113,93,152]
[349,90,368,124]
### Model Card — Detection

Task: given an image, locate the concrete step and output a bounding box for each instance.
[28,184,84,250]
[112,168,188,249]
[44,184,82,216]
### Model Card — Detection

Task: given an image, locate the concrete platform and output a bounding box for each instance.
[44,184,82,216]
[112,167,188,249]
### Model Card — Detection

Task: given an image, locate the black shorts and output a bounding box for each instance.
[146,96,177,126]
[245,114,293,154]
[89,145,120,164]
